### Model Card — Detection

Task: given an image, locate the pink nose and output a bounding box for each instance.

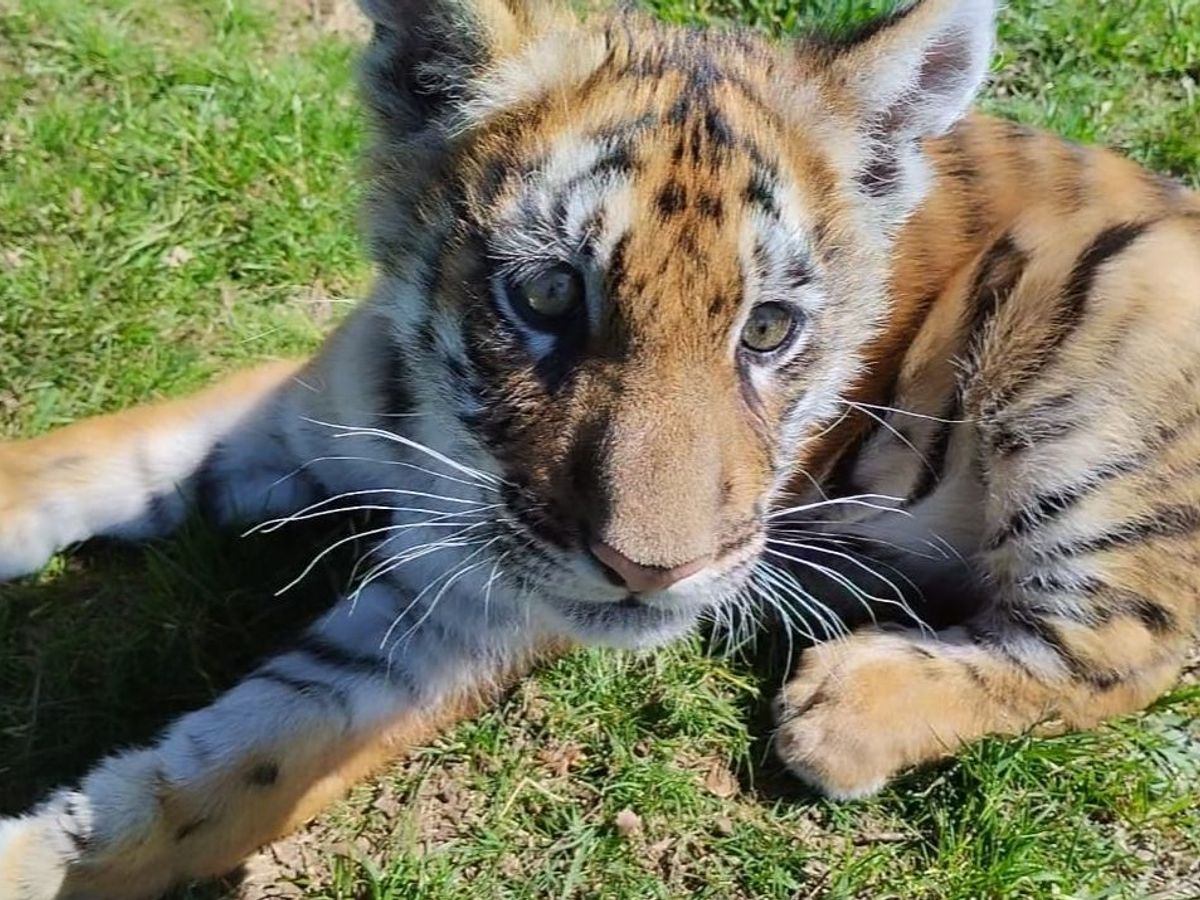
[589,541,711,594]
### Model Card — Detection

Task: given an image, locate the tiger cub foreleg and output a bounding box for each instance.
[773,447,1198,798]
[0,584,543,900]
[774,218,1200,797]
[772,602,1190,799]
[772,488,1198,798]
[0,360,308,581]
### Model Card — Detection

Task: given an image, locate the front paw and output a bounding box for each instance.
[0,453,57,581]
[0,508,59,582]
[0,807,77,900]
[773,631,967,799]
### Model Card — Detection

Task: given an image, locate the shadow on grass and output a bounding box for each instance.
[0,517,370,814]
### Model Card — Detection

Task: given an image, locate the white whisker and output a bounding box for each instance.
[850,400,972,425]
[767,493,909,520]
[766,538,933,633]
[391,544,500,650]
[348,520,495,604]
[804,404,854,443]
[755,561,847,642]
[843,401,935,476]
[764,546,933,637]
[248,500,498,535]
[769,526,948,563]
[268,455,501,495]
[275,523,426,596]
[751,568,801,674]
[765,546,880,624]
[301,417,510,488]
[380,537,500,657]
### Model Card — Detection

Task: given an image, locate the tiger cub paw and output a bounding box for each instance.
[773,631,961,800]
[0,490,60,582]
[0,808,76,900]
[0,759,180,900]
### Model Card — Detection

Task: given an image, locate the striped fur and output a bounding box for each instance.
[2,0,1199,894]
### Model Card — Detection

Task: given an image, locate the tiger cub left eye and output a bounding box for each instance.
[514,264,585,324]
[741,302,798,354]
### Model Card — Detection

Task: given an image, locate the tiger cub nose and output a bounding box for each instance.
[589,541,711,594]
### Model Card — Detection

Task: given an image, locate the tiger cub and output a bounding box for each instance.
[2,0,1198,896]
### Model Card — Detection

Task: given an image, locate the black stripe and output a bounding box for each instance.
[1059,222,1152,333]
[550,143,643,227]
[589,112,657,146]
[921,233,1029,502]
[187,732,214,765]
[991,486,1081,547]
[63,798,90,852]
[743,168,779,217]
[301,631,425,696]
[1107,587,1177,633]
[945,127,984,240]
[656,179,687,216]
[778,687,828,723]
[606,233,630,293]
[250,667,352,709]
[696,192,724,224]
[858,144,900,198]
[1012,611,1120,689]
[989,454,1145,548]
[964,621,1040,681]
[906,644,936,662]
[1058,504,1200,556]
[988,222,1152,413]
[991,418,1073,456]
[961,233,1029,361]
[175,817,209,842]
[961,660,991,691]
[247,762,279,787]
[700,105,737,150]
[906,396,960,505]
[588,142,639,179]
[294,632,388,677]
[988,391,1076,456]
[1016,573,1175,633]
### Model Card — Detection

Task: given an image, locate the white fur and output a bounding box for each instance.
[845,0,996,140]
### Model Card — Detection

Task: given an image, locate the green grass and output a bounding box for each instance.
[1,0,1198,898]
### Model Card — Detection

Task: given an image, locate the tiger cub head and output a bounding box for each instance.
[357,0,994,645]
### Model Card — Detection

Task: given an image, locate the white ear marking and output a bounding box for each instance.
[835,0,997,140]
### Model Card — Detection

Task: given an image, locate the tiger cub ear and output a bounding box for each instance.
[356,0,566,138]
[819,0,996,141]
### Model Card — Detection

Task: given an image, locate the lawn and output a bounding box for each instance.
[1,0,1198,897]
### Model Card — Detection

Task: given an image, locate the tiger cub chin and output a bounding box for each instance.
[2,0,1198,896]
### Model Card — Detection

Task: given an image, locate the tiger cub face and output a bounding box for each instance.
[358,0,994,645]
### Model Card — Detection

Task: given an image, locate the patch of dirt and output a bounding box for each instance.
[265,0,371,45]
